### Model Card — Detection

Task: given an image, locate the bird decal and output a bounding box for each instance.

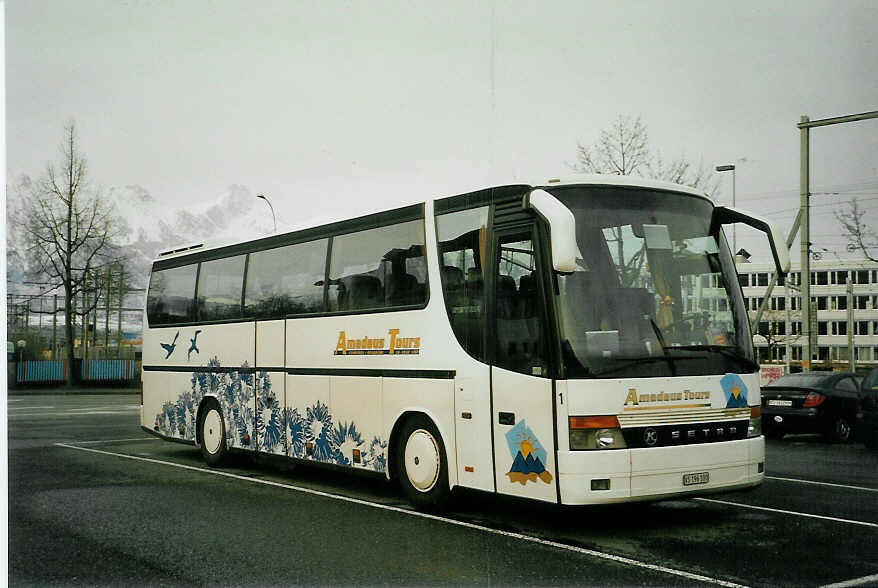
[160,331,180,359]
[188,330,202,361]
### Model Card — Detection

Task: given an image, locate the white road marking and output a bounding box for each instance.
[72,437,155,444]
[694,498,878,529]
[56,442,748,588]
[819,573,878,587]
[69,405,140,411]
[767,476,878,493]
[8,405,56,410]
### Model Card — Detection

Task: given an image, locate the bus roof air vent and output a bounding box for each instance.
[158,243,205,257]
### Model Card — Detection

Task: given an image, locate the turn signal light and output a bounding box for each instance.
[802,392,825,408]
[748,405,762,438]
[569,415,620,430]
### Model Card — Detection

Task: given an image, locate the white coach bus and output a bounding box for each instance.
[141,175,790,509]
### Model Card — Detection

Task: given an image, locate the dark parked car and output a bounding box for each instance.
[762,371,863,443]
[858,368,878,449]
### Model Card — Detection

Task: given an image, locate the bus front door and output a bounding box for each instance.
[490,229,558,503]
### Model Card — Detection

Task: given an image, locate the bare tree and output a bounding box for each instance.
[753,311,801,363]
[835,197,877,262]
[22,123,126,386]
[570,115,718,194]
[569,115,717,287]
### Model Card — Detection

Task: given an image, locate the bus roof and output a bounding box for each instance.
[152,174,713,264]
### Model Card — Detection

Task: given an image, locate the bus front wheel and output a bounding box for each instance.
[199,399,228,466]
[396,416,449,510]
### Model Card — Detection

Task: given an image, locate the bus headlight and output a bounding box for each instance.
[748,405,762,438]
[569,416,627,450]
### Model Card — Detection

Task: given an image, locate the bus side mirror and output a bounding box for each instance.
[525,189,578,273]
[710,206,791,277]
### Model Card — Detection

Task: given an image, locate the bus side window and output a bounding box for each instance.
[436,206,489,362]
[328,220,427,313]
[494,236,548,376]
[244,239,327,318]
[147,264,198,326]
[197,255,246,321]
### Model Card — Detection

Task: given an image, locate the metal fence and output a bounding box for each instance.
[7,286,145,362]
[13,359,141,384]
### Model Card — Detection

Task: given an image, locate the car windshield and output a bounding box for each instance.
[548,185,753,379]
[766,373,833,388]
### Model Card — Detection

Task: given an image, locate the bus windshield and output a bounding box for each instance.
[549,185,754,378]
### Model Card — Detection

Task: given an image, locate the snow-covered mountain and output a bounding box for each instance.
[6,179,279,291]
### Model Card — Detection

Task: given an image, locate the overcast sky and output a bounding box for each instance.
[6,0,878,263]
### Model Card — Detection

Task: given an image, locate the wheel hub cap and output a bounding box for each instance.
[203,409,222,454]
[404,429,440,492]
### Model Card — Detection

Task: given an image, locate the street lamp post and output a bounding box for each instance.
[256,193,277,233]
[715,164,737,254]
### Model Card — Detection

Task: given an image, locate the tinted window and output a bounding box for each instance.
[436,207,489,361]
[835,377,857,392]
[245,239,327,318]
[495,233,548,376]
[147,264,198,325]
[328,219,427,312]
[197,255,245,321]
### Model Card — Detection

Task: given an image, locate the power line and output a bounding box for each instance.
[760,196,878,217]
[723,179,878,203]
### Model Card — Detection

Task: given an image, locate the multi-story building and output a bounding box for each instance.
[736,259,878,369]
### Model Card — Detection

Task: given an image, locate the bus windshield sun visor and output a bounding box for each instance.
[710,206,791,278]
[524,189,578,273]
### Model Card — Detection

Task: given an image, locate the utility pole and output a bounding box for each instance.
[105,266,111,356]
[785,280,791,372]
[847,274,855,372]
[117,267,124,358]
[82,288,88,366]
[797,110,878,370]
[52,294,58,360]
[800,115,811,369]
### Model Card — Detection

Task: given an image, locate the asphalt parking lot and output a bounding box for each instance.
[8,393,878,586]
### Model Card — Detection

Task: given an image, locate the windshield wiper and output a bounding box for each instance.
[647,318,675,376]
[667,345,759,371]
[590,354,704,377]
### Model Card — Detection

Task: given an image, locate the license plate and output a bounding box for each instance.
[683,471,710,486]
[768,399,793,407]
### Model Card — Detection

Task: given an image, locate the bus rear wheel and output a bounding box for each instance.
[396,416,449,510]
[199,399,228,466]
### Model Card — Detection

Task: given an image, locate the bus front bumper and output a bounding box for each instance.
[556,436,764,505]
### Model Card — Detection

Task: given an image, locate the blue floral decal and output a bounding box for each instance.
[256,372,286,455]
[368,436,388,472]
[154,359,387,472]
[333,421,364,466]
[305,401,337,462]
[287,407,306,458]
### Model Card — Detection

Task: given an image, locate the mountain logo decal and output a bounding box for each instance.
[721,373,748,408]
[505,420,553,485]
